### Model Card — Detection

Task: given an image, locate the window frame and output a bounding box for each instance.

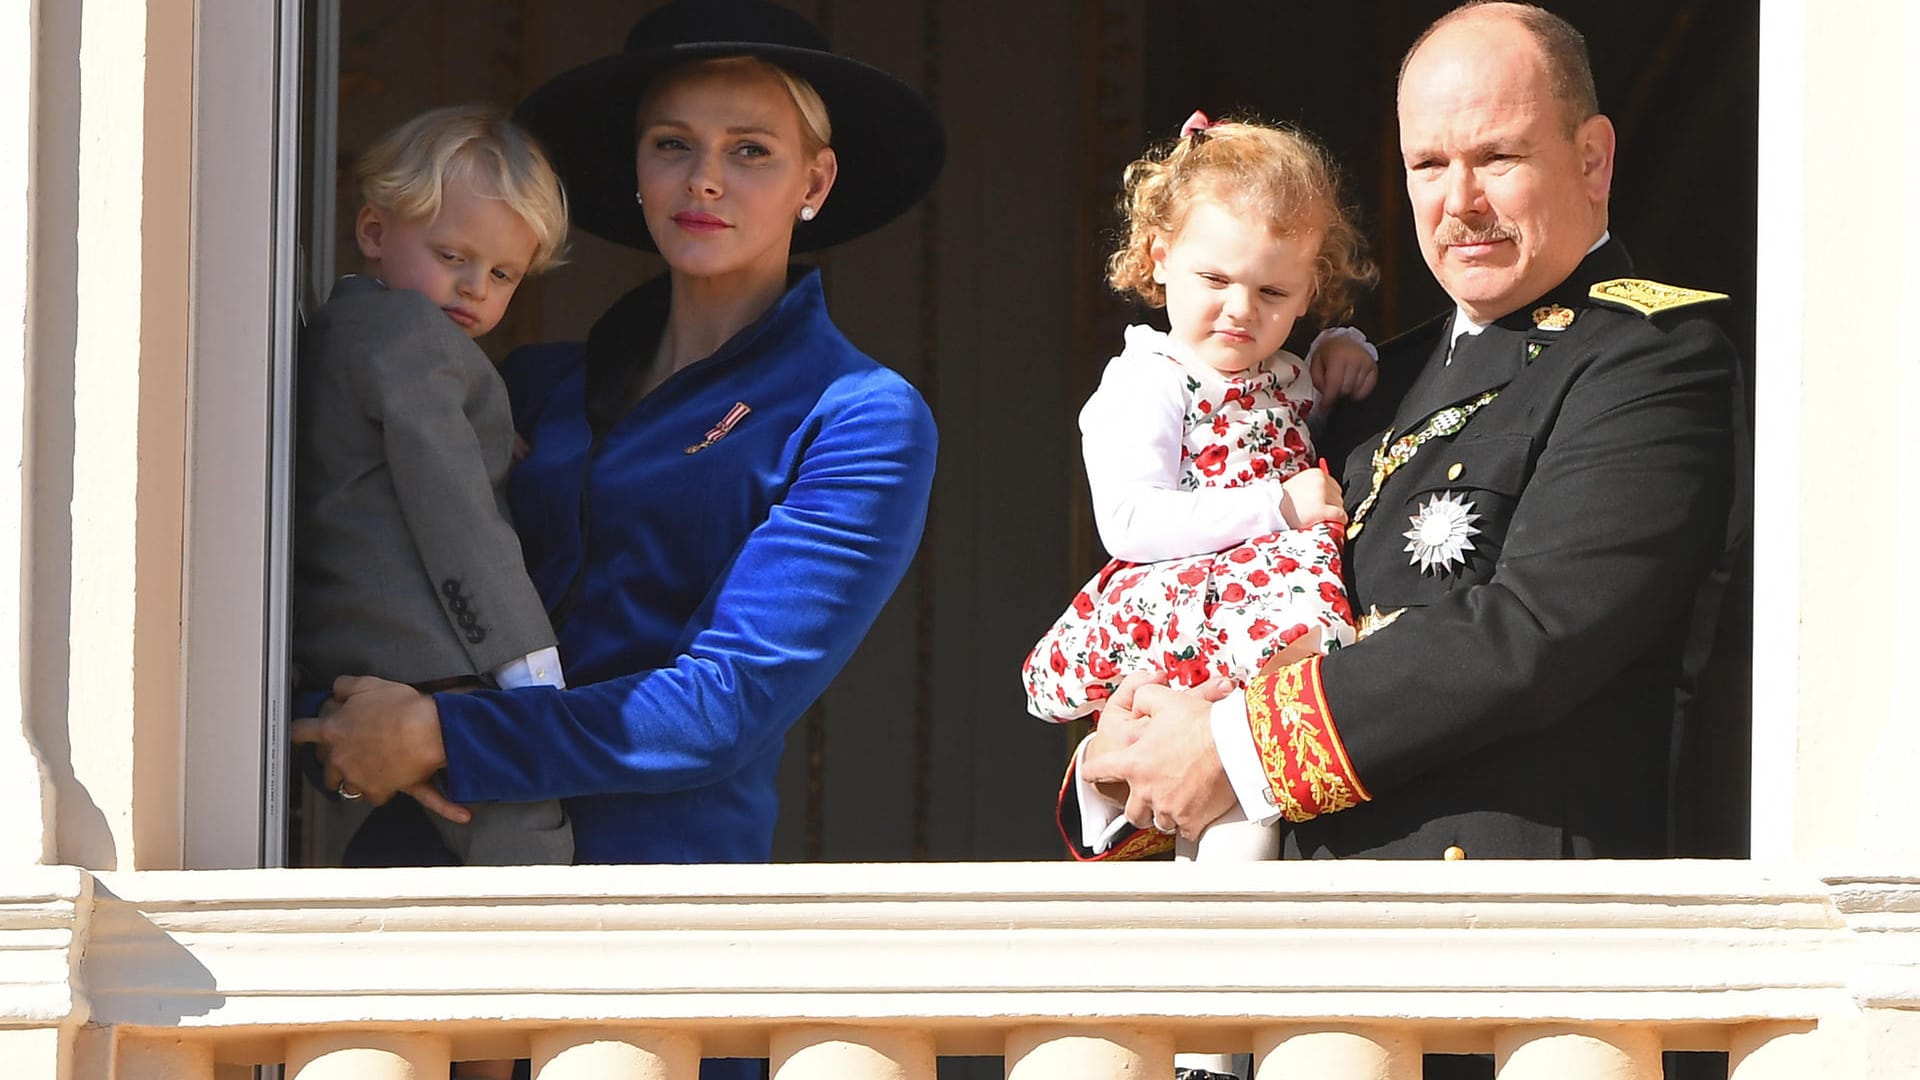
[176,0,1798,869]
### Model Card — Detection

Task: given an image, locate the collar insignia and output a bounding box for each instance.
[1531,304,1575,331]
[685,401,753,455]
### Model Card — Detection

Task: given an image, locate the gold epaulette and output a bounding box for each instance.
[1588,277,1729,317]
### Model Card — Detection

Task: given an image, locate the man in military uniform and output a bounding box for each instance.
[1062,0,1743,870]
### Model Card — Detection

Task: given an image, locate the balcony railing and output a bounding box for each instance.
[2,861,1915,1078]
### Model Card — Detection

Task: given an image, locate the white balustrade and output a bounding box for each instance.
[1255,1024,1419,1080]
[1493,1025,1660,1080]
[1004,1025,1173,1079]
[771,1028,933,1080]
[532,1028,699,1080]
[0,862,1901,1080]
[286,1031,450,1080]
[111,1035,214,1080]
[1728,1021,1822,1079]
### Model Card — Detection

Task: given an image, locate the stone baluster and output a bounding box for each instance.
[771,1028,934,1080]
[1255,1024,1420,1079]
[111,1034,214,1080]
[286,1031,451,1080]
[532,1028,700,1080]
[1494,1026,1660,1079]
[1728,1022,1821,1079]
[1004,1025,1173,1079]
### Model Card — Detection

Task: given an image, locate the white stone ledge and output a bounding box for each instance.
[0,868,91,1030]
[1827,872,1920,1010]
[0,861,1899,1063]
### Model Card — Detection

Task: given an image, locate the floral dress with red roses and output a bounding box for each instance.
[1023,324,1357,721]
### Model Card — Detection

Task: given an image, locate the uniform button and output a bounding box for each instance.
[1443,845,1466,861]
[1447,462,1464,481]
[466,629,486,644]
[442,579,462,597]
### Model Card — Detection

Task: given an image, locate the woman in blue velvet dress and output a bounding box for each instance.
[295,6,941,1064]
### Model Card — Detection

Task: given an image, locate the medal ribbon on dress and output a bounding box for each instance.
[1345,389,1501,539]
[685,401,752,454]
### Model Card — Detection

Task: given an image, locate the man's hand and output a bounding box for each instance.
[290,675,470,824]
[1081,678,1238,839]
[1308,328,1379,408]
[1085,670,1168,805]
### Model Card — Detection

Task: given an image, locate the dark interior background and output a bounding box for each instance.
[310,0,1756,866]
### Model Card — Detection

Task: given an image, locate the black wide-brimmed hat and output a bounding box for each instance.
[514,0,945,253]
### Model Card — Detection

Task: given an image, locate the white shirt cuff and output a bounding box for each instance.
[1210,692,1283,827]
[491,646,566,690]
[1307,325,1379,365]
[1071,735,1132,853]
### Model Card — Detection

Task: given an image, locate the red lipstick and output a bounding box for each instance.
[671,211,730,232]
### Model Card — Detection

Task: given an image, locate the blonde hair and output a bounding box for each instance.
[356,104,570,274]
[640,57,834,155]
[1107,119,1376,321]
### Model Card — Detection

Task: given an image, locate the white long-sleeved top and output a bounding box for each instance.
[1080,325,1320,563]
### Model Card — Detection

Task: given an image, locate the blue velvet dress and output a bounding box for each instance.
[434,269,936,1079]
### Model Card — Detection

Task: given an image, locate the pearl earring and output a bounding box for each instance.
[799,206,816,222]
[634,192,644,207]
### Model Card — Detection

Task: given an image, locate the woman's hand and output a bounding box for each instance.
[290,675,471,824]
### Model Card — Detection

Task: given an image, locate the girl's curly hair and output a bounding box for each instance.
[1107,119,1377,322]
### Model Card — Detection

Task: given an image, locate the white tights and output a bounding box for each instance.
[1170,805,1276,1079]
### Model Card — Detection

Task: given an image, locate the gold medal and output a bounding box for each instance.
[1346,389,1501,538]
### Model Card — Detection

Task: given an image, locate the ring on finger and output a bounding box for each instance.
[336,781,363,801]
[1153,816,1175,834]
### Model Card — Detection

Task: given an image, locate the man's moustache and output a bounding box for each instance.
[1434,222,1518,246]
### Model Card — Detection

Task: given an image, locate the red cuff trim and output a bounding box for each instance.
[1246,655,1370,823]
[1055,760,1175,861]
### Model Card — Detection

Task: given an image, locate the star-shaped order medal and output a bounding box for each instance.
[1404,491,1481,575]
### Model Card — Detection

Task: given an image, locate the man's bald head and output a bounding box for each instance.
[1400,2,1599,133]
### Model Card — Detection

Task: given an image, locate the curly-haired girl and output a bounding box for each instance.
[1023,110,1377,936]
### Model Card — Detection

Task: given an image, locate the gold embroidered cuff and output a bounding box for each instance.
[1246,655,1371,823]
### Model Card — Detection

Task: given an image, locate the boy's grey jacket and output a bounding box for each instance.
[292,275,556,690]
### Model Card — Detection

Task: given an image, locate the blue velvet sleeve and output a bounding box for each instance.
[434,379,937,801]
[499,342,580,436]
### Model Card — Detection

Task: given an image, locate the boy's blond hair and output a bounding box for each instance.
[356,104,569,274]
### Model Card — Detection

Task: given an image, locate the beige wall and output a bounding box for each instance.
[23,0,197,870]
[3,0,55,866]
[1750,0,1920,861]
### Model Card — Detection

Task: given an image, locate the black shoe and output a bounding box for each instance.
[1174,1070,1241,1080]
